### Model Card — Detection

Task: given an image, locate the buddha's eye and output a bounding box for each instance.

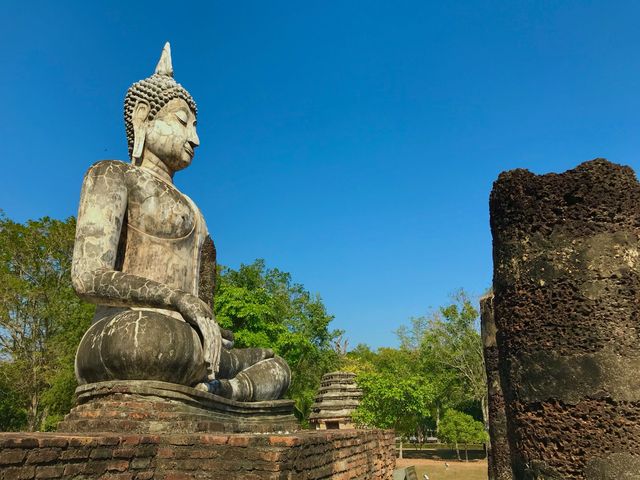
[175,111,188,125]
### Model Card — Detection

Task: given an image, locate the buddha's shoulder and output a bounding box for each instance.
[84,159,134,178]
[84,161,165,188]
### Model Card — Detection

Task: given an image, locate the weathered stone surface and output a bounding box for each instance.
[0,430,396,480]
[309,372,362,430]
[71,42,291,406]
[57,380,297,434]
[480,294,512,480]
[490,159,640,479]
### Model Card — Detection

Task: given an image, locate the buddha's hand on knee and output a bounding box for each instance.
[175,292,221,378]
[175,292,213,325]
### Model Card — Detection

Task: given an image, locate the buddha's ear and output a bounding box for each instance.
[132,101,150,164]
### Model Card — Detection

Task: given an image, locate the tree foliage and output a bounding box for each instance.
[0,214,93,431]
[352,372,433,431]
[345,290,487,450]
[397,290,487,429]
[438,409,488,461]
[214,259,342,421]
[347,345,435,453]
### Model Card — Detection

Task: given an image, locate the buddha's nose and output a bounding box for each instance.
[189,127,200,148]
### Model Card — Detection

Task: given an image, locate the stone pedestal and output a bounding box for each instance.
[57,380,297,434]
[0,430,395,480]
[490,159,640,478]
[309,372,362,430]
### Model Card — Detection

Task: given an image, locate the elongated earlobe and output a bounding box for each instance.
[132,102,150,164]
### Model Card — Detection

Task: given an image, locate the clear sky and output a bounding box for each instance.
[2,1,640,349]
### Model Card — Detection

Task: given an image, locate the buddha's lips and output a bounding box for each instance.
[184,144,194,156]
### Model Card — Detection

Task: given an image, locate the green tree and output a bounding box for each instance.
[352,371,433,458]
[397,290,487,430]
[0,214,94,431]
[348,345,434,457]
[0,369,27,430]
[438,409,488,461]
[214,259,342,422]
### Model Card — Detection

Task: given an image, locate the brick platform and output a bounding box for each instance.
[57,381,298,434]
[0,429,395,479]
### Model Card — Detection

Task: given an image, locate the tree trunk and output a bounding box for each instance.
[465,443,469,462]
[28,390,39,432]
[455,441,460,461]
[398,439,403,459]
[481,392,491,461]
[481,393,489,429]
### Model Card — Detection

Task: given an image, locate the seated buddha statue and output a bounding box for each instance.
[71,43,291,402]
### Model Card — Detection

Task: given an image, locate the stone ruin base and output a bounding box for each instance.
[57,381,298,434]
[0,429,395,480]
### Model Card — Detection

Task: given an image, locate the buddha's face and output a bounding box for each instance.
[144,98,199,172]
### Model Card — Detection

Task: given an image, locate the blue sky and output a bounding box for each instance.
[2,1,640,349]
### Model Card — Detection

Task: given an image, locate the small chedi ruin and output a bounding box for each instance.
[486,159,640,479]
[309,371,363,430]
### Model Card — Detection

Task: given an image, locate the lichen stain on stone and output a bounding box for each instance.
[584,453,640,480]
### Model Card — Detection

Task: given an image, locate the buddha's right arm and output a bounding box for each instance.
[70,161,206,316]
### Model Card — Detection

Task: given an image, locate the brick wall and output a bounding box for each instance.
[0,429,395,479]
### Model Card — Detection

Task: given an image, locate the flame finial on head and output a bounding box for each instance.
[155,42,174,77]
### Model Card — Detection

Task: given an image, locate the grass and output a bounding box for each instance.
[396,446,488,480]
[397,458,487,480]
[411,460,487,480]
[399,445,487,461]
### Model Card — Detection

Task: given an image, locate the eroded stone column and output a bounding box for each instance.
[490,159,640,479]
[480,294,513,480]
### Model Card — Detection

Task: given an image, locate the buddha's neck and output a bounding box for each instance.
[139,153,174,184]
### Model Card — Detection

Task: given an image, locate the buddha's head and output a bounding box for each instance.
[124,43,199,172]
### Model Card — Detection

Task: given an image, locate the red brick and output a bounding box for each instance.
[157,447,174,458]
[256,449,282,462]
[199,434,228,445]
[106,459,130,472]
[0,448,26,465]
[84,460,108,475]
[25,448,61,464]
[121,435,142,446]
[1,437,39,448]
[137,435,161,444]
[90,447,114,459]
[268,436,302,447]
[112,447,136,458]
[34,465,64,479]
[134,445,157,457]
[130,457,151,469]
[3,466,36,480]
[98,436,121,446]
[160,473,192,480]
[36,438,68,449]
[183,449,219,459]
[167,435,196,446]
[59,448,90,460]
[68,436,99,447]
[98,474,134,480]
[133,470,155,480]
[228,436,250,447]
[133,472,154,480]
[63,463,86,476]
